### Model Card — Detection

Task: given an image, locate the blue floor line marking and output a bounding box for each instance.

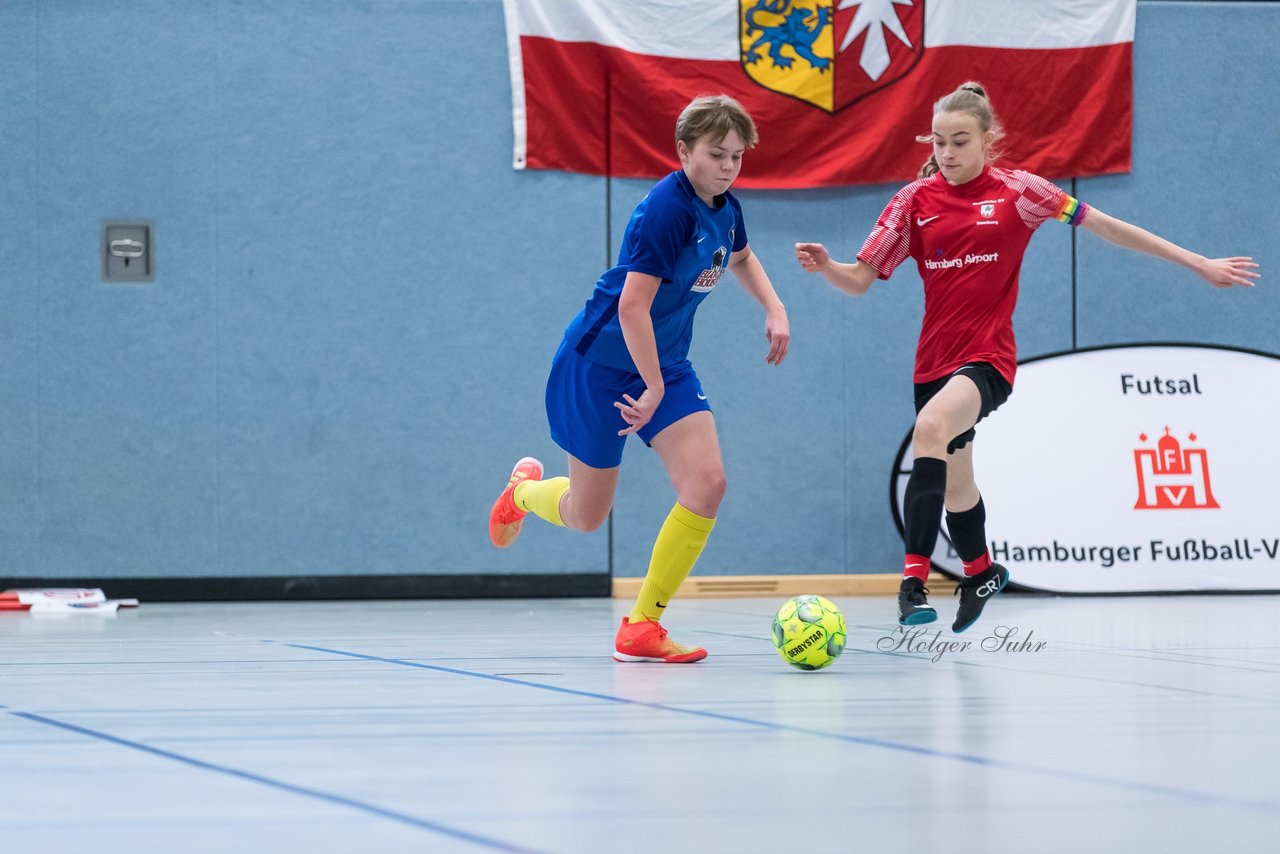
[286,643,1280,817]
[9,711,548,854]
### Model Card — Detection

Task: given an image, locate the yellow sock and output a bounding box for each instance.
[513,477,570,527]
[629,502,716,624]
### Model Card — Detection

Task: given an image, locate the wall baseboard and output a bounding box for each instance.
[0,573,611,602]
[1,572,952,602]
[612,573,949,599]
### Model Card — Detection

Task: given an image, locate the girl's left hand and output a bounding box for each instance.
[1200,256,1260,288]
[615,387,663,436]
[765,307,790,365]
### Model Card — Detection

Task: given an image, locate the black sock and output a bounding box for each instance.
[904,457,947,557]
[946,496,988,562]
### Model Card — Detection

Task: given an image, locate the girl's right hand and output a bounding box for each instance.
[615,387,663,436]
[795,242,831,272]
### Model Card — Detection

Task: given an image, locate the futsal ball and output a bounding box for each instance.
[771,594,847,670]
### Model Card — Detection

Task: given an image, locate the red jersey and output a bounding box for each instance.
[857,166,1088,385]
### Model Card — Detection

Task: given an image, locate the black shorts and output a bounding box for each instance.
[913,362,1013,454]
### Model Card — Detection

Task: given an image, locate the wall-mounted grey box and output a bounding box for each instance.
[103,222,153,282]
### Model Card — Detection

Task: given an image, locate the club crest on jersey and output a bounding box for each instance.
[974,198,1002,225]
[740,0,925,113]
[692,247,728,293]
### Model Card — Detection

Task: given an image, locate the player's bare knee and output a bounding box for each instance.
[911,417,949,456]
[572,511,609,534]
[562,495,611,533]
[704,469,728,508]
[678,468,726,516]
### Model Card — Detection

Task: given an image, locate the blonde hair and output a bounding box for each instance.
[917,82,1004,178]
[675,94,759,151]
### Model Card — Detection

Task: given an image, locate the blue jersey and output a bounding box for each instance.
[562,170,749,373]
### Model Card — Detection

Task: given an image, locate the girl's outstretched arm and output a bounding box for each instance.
[1080,208,1259,288]
[795,242,878,295]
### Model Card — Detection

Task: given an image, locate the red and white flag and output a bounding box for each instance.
[503,0,1134,188]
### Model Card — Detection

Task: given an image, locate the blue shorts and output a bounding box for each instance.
[545,339,712,469]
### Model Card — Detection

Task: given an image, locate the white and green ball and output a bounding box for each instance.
[771,594,847,670]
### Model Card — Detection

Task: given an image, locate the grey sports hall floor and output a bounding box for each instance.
[3,593,1279,853]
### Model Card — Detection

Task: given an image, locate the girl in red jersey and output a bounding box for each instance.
[796,82,1258,633]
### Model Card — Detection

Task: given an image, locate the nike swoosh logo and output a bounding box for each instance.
[696,393,708,400]
[906,562,926,569]
[916,216,940,226]
[697,235,707,243]
[655,600,668,609]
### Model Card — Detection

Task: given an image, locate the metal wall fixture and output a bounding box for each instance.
[103,222,153,282]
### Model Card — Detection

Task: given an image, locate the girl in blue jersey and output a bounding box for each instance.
[489,95,790,663]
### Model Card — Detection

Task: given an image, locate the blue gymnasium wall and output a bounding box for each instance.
[0,1,1275,586]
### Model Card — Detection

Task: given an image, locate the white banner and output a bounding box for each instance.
[505,0,1134,60]
[892,345,1280,593]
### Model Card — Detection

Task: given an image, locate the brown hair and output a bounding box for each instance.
[675,94,759,151]
[917,82,1004,178]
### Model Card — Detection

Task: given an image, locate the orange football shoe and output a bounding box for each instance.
[613,617,707,663]
[488,457,544,548]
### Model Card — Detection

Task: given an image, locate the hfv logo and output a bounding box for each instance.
[1133,427,1220,510]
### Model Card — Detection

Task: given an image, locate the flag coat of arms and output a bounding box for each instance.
[503,0,1134,188]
